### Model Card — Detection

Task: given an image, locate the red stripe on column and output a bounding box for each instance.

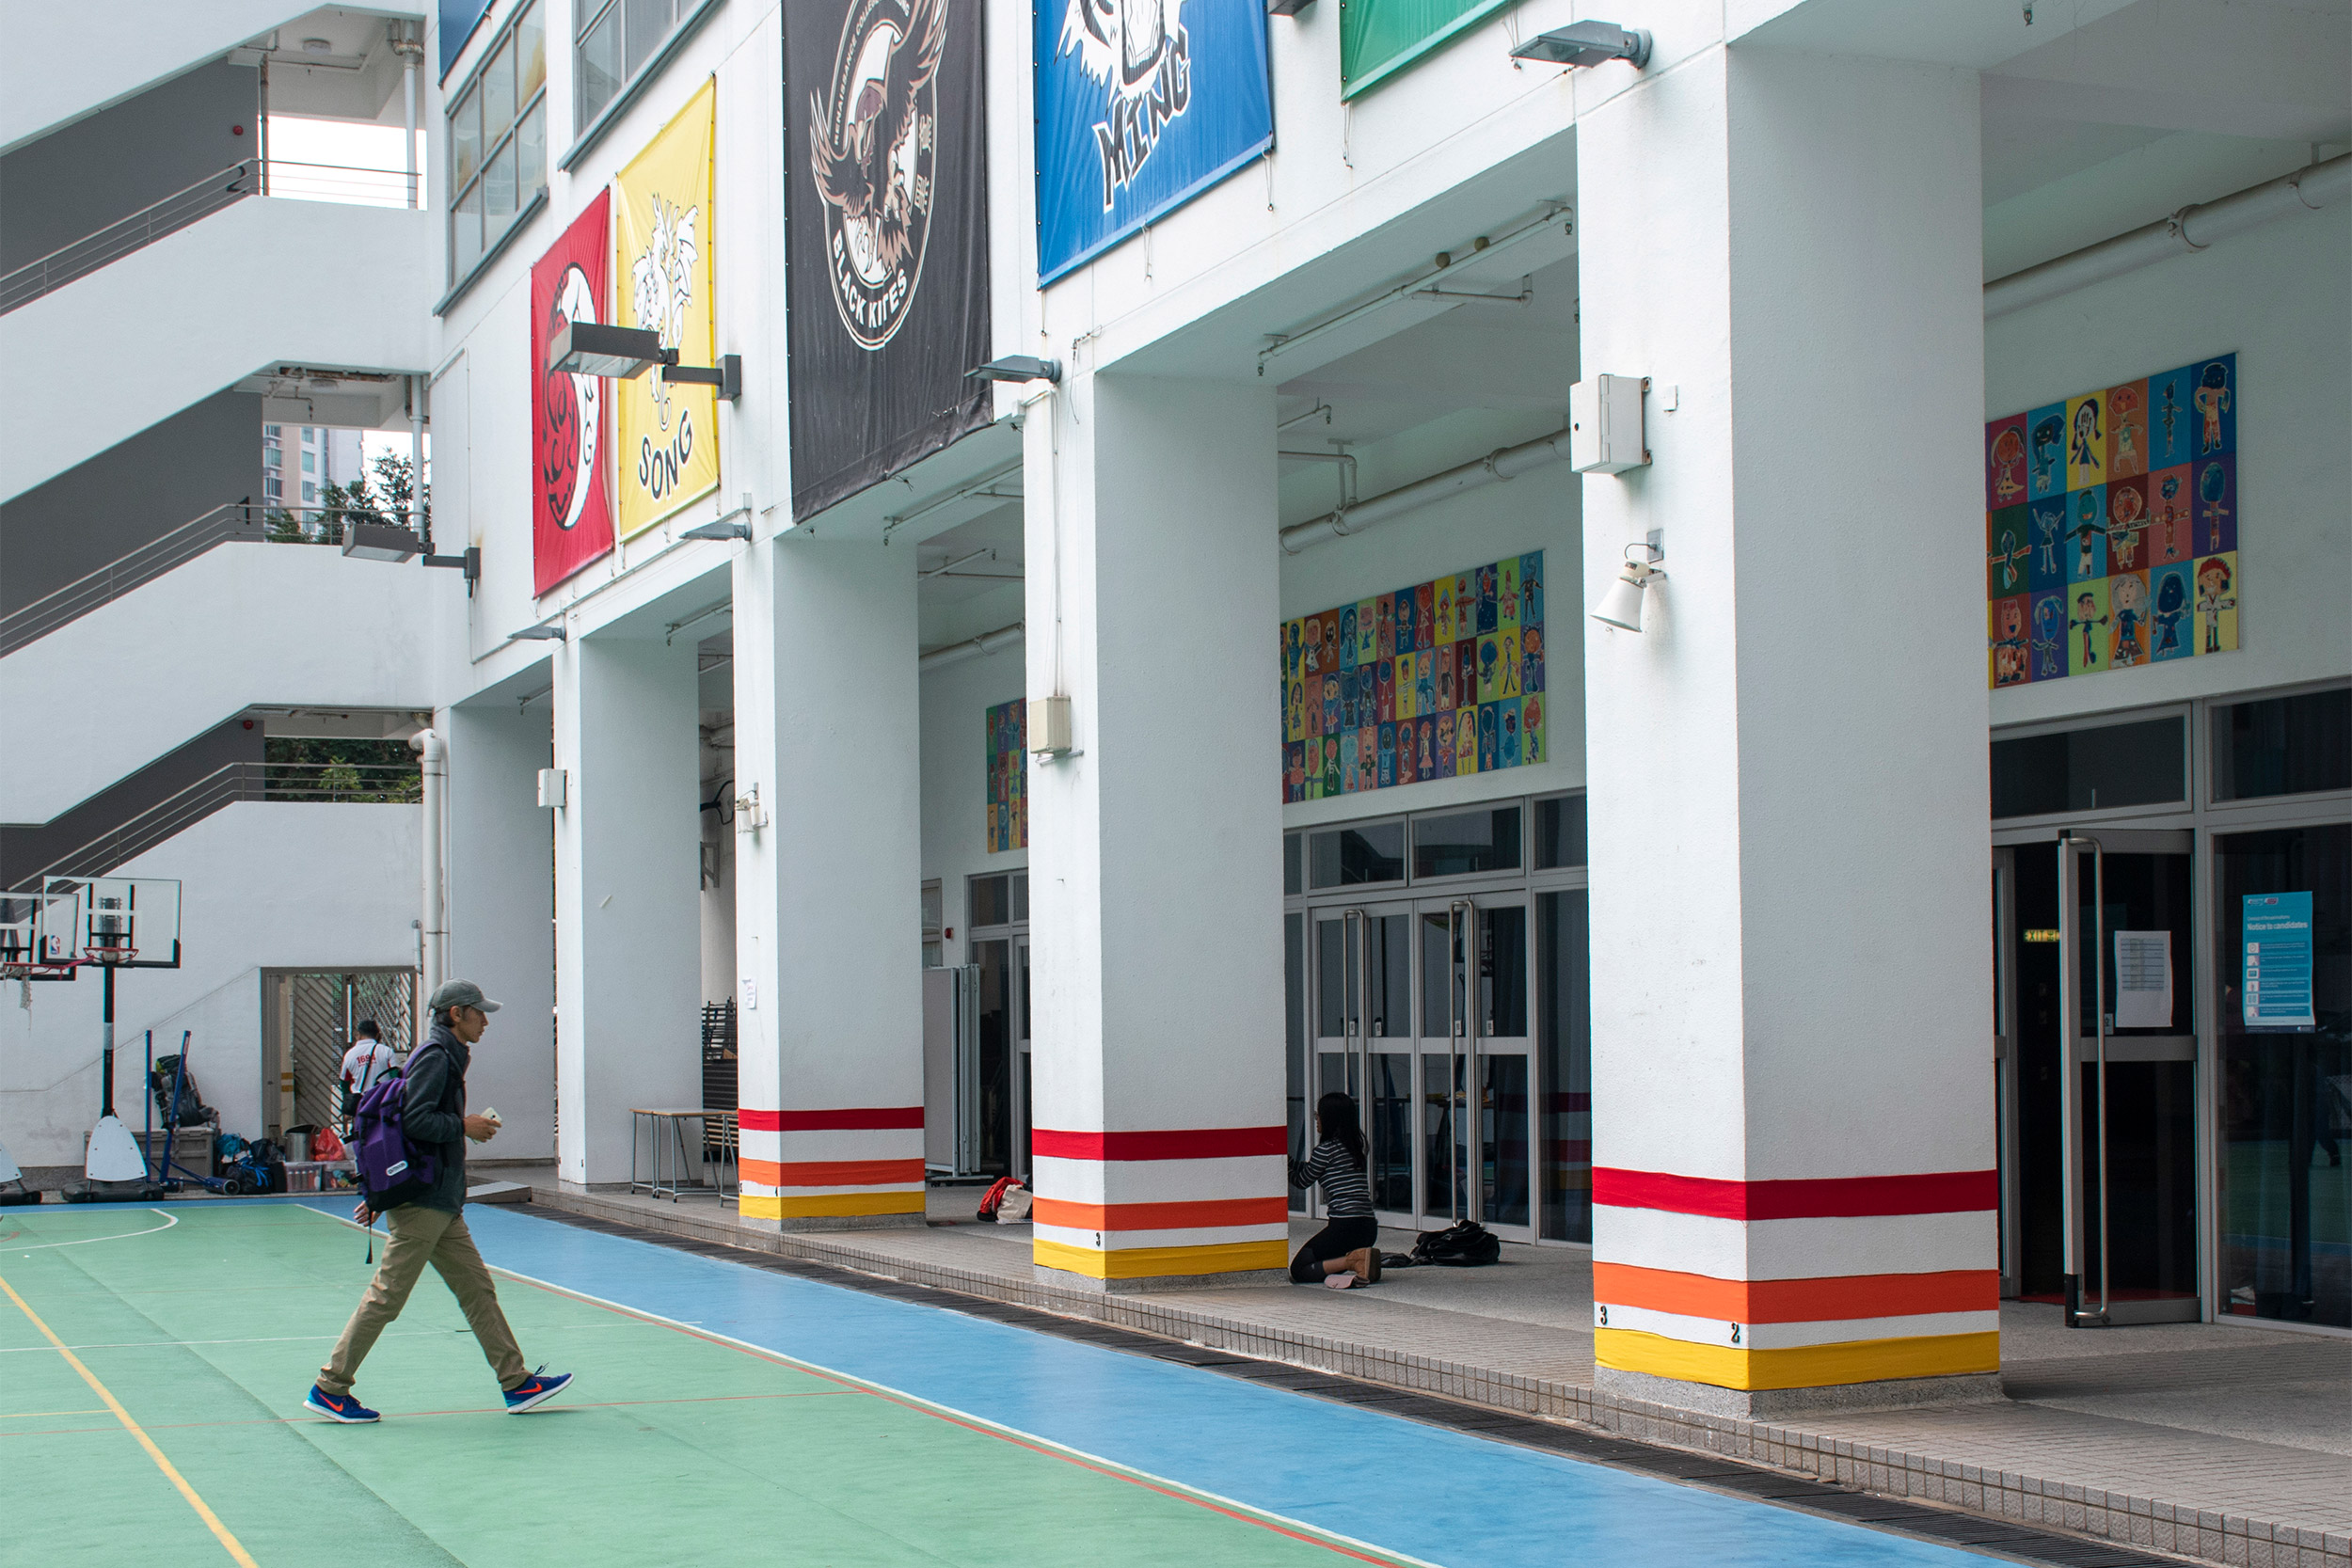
[737,1107,924,1133]
[1031,1126,1288,1161]
[1592,1167,1997,1220]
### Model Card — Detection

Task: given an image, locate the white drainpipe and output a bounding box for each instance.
[413,728,447,1006]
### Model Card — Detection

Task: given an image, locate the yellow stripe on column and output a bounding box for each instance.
[739,1190,925,1219]
[1595,1326,1999,1390]
[1034,1237,1290,1279]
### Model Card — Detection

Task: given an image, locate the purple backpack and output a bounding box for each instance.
[351,1053,439,1211]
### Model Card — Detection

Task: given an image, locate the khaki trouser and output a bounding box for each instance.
[319,1205,527,1396]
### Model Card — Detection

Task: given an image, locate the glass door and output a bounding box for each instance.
[1413,895,1534,1238]
[1310,903,1415,1219]
[2055,831,2200,1325]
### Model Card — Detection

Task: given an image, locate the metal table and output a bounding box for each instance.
[627,1108,738,1203]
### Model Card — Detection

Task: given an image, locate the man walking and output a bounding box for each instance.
[305,980,572,1423]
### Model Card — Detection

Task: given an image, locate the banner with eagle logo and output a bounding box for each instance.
[785,0,991,520]
[613,78,722,538]
[530,189,615,596]
[1034,0,1272,284]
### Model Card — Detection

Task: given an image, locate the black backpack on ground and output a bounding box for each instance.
[1411,1218,1502,1267]
[150,1056,215,1127]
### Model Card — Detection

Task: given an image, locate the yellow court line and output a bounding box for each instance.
[0,1270,260,1568]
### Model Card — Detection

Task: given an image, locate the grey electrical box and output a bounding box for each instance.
[1569,373,1649,473]
[536,768,566,809]
[1028,694,1073,756]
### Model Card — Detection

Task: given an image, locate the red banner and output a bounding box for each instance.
[530,190,614,596]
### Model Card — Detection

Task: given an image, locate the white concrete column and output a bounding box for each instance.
[1024,373,1289,1288]
[730,537,924,1228]
[551,634,703,1188]
[1578,46,1995,1411]
[442,700,556,1162]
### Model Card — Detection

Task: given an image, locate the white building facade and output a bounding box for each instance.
[3,0,2345,1414]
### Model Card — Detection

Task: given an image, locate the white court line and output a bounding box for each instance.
[6,1209,179,1251]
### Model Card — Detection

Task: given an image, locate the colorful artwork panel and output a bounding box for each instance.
[2026,403,2067,501]
[2149,564,2194,663]
[984,699,1026,852]
[1990,595,2031,689]
[1280,553,1549,800]
[1987,506,2033,599]
[2148,366,2194,468]
[2195,553,2238,655]
[2106,379,2149,479]
[1986,413,2028,510]
[2147,466,2193,567]
[1988,356,2241,690]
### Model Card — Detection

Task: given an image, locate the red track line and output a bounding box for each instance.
[495,1269,1419,1566]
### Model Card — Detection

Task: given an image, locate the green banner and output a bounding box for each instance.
[1341,0,1515,98]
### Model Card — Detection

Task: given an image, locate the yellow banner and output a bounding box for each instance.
[612,78,719,536]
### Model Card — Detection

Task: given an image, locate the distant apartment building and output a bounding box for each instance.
[262,423,367,509]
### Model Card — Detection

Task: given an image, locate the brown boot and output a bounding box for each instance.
[1351,1246,1381,1284]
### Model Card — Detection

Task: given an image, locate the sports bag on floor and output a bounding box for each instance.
[351,1063,437,1211]
[1411,1218,1502,1267]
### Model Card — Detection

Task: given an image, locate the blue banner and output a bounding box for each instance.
[438,0,495,79]
[1034,0,1273,284]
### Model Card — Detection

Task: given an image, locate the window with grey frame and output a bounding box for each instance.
[448,1,548,285]
[577,0,712,134]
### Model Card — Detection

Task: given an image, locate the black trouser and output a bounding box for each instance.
[1291,1216,1377,1283]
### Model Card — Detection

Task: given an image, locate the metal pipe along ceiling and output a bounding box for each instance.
[918,622,1023,672]
[1984,152,2349,320]
[1278,429,1573,556]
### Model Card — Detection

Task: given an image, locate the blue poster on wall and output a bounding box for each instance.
[1034,0,1274,284]
[2242,892,2315,1030]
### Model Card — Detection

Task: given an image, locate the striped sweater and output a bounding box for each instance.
[1289,1139,1374,1218]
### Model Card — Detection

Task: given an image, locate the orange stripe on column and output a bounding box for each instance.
[739,1158,926,1188]
[1594,1262,1999,1323]
[1029,1196,1290,1232]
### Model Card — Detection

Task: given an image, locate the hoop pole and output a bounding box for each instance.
[100,964,117,1119]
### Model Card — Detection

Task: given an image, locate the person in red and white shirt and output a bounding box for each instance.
[338,1021,398,1120]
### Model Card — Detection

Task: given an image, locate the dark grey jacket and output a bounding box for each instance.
[400,1022,471,1213]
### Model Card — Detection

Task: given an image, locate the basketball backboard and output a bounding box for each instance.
[40,877,182,969]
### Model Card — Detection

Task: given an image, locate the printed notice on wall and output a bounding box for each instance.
[2113,930,2172,1029]
[2243,893,2316,1030]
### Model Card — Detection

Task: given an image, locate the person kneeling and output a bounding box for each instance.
[1288,1092,1381,1289]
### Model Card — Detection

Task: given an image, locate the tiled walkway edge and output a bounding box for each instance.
[525,1188,2347,1568]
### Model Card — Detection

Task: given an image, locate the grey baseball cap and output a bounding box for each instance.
[427,979,502,1014]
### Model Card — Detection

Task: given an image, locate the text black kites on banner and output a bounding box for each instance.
[784,0,992,520]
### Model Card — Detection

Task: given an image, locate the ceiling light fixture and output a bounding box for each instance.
[1512,21,1652,70]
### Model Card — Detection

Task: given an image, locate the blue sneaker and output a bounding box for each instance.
[304,1386,379,1423]
[502,1368,574,1414]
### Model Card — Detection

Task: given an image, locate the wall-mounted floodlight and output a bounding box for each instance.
[664,354,743,401]
[967,356,1062,385]
[548,320,664,379]
[1512,21,1651,69]
[680,516,751,541]
[1591,542,1666,633]
[342,522,423,562]
[508,623,566,643]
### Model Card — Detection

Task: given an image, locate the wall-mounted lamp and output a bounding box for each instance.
[1512,21,1651,70]
[1591,541,1666,633]
[680,516,751,541]
[548,320,742,400]
[967,356,1062,386]
[508,623,566,643]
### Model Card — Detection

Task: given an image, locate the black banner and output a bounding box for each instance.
[785,0,991,519]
